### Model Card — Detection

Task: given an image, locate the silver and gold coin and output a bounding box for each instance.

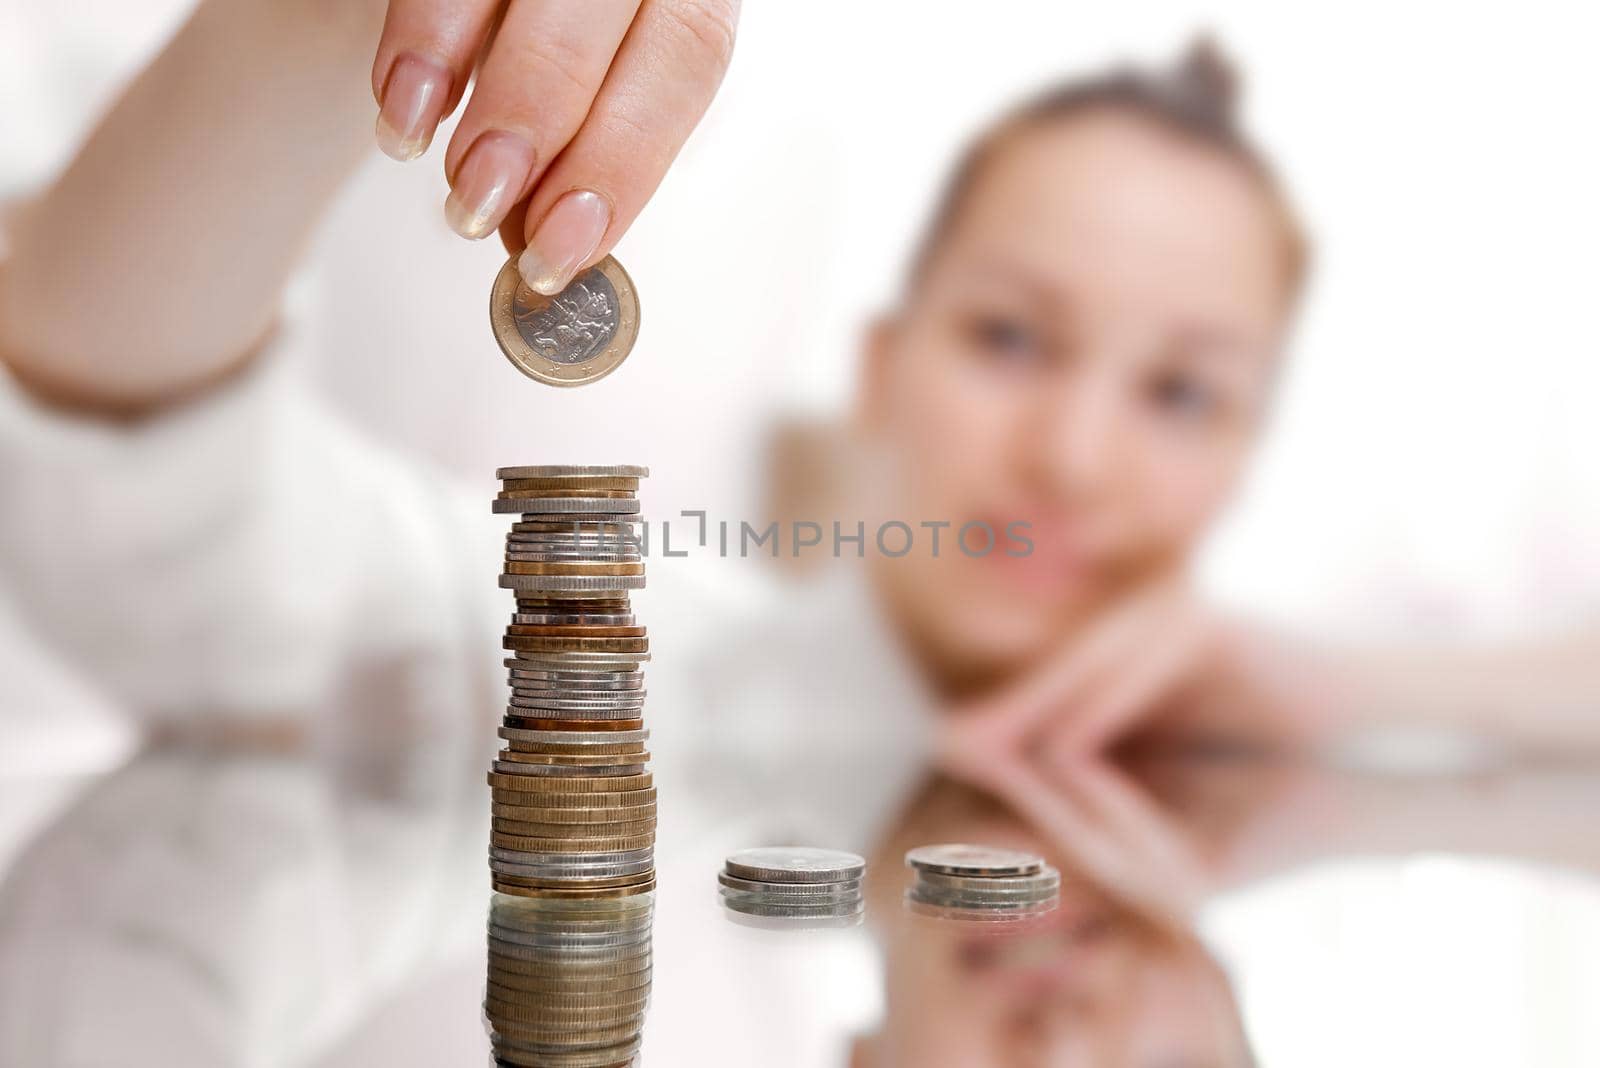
[490,257,641,387]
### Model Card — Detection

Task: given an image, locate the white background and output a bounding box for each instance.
[5,1,1600,1064]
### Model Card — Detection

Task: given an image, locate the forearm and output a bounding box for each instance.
[1331,626,1600,755]
[0,0,385,416]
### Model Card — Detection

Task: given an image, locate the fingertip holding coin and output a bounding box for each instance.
[491,254,640,387]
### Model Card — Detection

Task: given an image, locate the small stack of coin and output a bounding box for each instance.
[485,892,653,1068]
[486,465,655,1064]
[718,847,866,921]
[904,844,1060,919]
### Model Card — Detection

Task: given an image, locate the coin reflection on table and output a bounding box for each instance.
[903,843,1060,922]
[484,891,654,1067]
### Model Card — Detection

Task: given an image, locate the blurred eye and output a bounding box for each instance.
[965,313,1047,366]
[1147,369,1221,423]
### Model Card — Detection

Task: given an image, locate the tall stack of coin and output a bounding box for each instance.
[904,844,1060,920]
[486,464,655,1066]
[718,847,866,922]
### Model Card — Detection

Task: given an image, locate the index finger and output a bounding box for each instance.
[509,0,739,293]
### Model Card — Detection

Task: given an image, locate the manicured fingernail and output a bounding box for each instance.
[518,190,611,295]
[376,53,451,161]
[445,132,535,240]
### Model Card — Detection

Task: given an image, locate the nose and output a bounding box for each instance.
[1024,367,1128,507]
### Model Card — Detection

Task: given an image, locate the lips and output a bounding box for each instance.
[972,513,1094,600]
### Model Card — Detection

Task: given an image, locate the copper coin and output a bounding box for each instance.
[497,488,636,499]
[490,834,655,855]
[500,477,640,491]
[497,749,650,765]
[503,717,644,732]
[492,877,656,898]
[492,815,657,836]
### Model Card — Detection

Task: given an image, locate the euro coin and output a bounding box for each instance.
[490,256,641,387]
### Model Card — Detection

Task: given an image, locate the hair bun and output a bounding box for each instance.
[1161,35,1241,133]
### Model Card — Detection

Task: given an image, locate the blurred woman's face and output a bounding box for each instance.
[862,111,1294,678]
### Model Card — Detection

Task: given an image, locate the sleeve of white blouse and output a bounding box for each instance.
[0,311,504,1065]
[0,322,496,728]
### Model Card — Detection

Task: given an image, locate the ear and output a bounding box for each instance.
[853,313,901,435]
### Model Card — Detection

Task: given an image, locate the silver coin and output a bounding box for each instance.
[492,846,654,866]
[499,728,651,746]
[501,575,648,593]
[717,872,863,896]
[506,699,647,715]
[504,552,643,563]
[502,763,647,778]
[724,847,866,885]
[913,867,1061,893]
[497,465,649,480]
[509,678,644,693]
[512,615,638,627]
[508,685,647,699]
[905,843,1044,878]
[506,532,641,546]
[504,537,641,550]
[508,687,647,702]
[506,693,645,707]
[489,856,657,877]
[504,660,645,679]
[490,858,655,880]
[494,498,642,515]
[511,518,643,532]
[501,708,649,724]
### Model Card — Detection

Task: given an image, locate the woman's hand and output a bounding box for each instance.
[371,0,739,293]
[933,584,1216,931]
